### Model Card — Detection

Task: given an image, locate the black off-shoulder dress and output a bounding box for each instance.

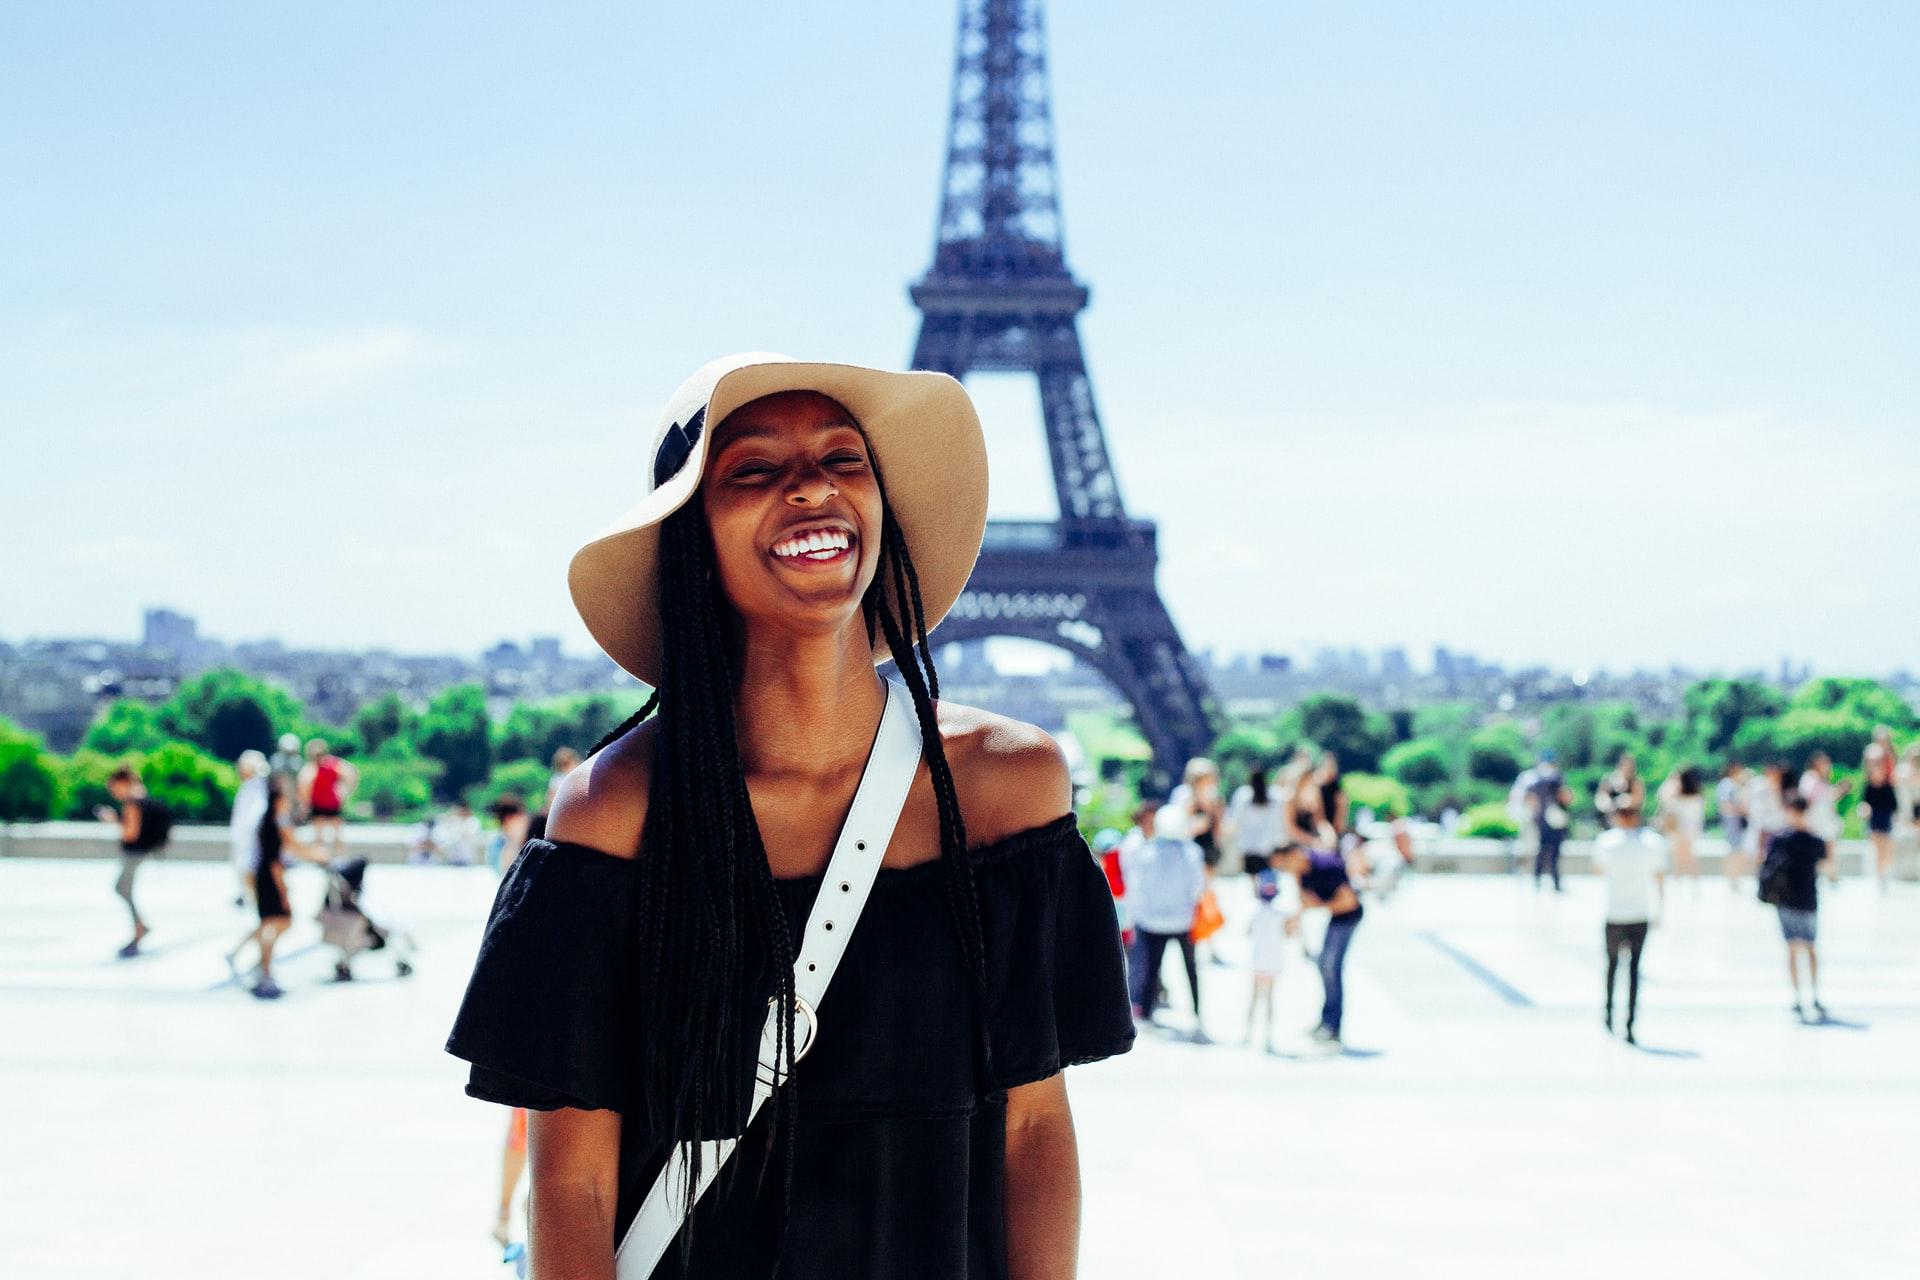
[444,813,1135,1278]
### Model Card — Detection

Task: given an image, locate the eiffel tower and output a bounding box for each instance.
[910,0,1216,790]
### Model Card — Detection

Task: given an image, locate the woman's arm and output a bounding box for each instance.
[528,1106,622,1280]
[1004,1072,1081,1280]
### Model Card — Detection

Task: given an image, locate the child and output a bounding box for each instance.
[1245,870,1289,1052]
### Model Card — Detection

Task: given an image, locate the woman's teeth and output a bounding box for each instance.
[772,529,851,561]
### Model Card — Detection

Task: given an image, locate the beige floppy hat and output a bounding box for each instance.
[567,352,989,685]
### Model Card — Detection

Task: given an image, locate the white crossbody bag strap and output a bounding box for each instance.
[614,677,923,1278]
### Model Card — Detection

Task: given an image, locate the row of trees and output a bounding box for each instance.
[1202,677,1916,838]
[2,668,1911,836]
[0,669,645,824]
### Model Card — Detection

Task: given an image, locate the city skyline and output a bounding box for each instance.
[0,605,1883,687]
[4,2,1915,674]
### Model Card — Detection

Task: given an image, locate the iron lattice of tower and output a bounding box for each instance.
[909,0,1217,790]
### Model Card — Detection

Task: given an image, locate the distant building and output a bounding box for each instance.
[142,608,197,655]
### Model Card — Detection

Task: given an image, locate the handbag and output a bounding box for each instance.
[1190,887,1224,942]
[614,676,924,1278]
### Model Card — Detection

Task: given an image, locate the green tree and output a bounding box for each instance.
[418,684,492,801]
[0,720,62,820]
[1382,738,1451,787]
[495,693,644,765]
[58,750,128,819]
[1681,679,1784,759]
[350,693,419,758]
[139,741,236,822]
[1755,707,1876,770]
[81,699,167,755]
[1466,724,1530,785]
[1208,723,1281,780]
[1789,678,1917,732]
[467,758,552,813]
[158,669,302,761]
[1288,694,1390,773]
[354,741,444,821]
[1412,701,1477,741]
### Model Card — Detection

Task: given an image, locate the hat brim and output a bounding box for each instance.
[567,360,988,686]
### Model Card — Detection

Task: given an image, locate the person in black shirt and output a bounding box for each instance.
[1272,841,1364,1049]
[1761,792,1832,1022]
[444,359,1133,1277]
[1860,743,1898,893]
[96,765,170,958]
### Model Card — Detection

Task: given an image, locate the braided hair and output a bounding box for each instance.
[583,431,987,1264]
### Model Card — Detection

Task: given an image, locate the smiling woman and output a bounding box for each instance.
[444,353,1135,1280]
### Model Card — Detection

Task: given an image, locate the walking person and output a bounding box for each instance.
[1595,751,1645,826]
[1591,792,1668,1044]
[1899,743,1920,870]
[1272,841,1364,1049]
[1759,793,1834,1022]
[1859,743,1899,892]
[1745,762,1788,879]
[1123,804,1209,1041]
[1797,752,1850,862]
[1283,755,1328,849]
[1526,750,1573,891]
[269,733,305,816]
[1243,871,1289,1052]
[493,1105,530,1251]
[298,738,358,857]
[1508,758,1540,875]
[225,776,316,999]
[444,355,1133,1277]
[96,765,172,958]
[486,794,533,877]
[1655,764,1706,882]
[1316,752,1349,840]
[530,745,580,841]
[1228,766,1285,879]
[1170,756,1228,874]
[228,749,270,908]
[1716,761,1750,889]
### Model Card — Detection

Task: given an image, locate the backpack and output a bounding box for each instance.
[1756,843,1789,906]
[131,797,174,852]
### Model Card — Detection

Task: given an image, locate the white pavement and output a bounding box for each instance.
[4,854,1918,1278]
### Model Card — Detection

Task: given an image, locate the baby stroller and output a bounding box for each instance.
[319,857,416,982]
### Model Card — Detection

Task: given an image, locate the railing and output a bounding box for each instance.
[980,519,1156,553]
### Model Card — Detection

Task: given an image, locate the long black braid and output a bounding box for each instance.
[580,431,988,1267]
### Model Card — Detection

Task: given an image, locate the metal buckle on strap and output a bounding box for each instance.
[754,993,818,1088]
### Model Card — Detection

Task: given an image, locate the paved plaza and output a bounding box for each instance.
[4,852,1918,1278]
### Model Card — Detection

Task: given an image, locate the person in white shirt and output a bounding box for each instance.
[1121,805,1209,1043]
[228,750,271,908]
[1591,792,1669,1045]
[430,800,483,866]
[1243,871,1290,1053]
[1797,752,1850,848]
[1716,761,1751,889]
[1227,767,1285,878]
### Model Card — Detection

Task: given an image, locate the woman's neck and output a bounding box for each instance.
[732,620,889,774]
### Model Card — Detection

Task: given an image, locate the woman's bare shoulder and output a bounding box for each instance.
[935,700,1072,847]
[544,720,657,860]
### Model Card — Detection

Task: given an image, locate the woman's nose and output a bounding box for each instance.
[786,470,838,506]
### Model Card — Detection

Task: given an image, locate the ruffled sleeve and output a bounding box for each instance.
[973,815,1136,1091]
[444,838,640,1112]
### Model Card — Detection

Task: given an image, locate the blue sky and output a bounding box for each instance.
[3,1,1915,674]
